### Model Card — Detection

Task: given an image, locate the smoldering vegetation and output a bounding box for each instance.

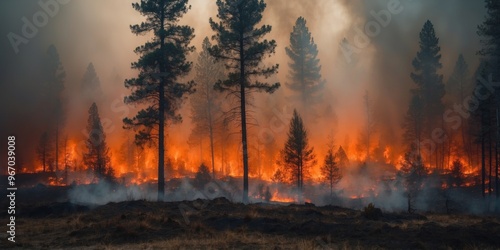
[3,196,500,249]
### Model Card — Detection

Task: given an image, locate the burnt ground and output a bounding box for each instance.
[1,195,500,250]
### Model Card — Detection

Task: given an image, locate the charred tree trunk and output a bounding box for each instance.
[489,131,493,196]
[497,108,499,198]
[239,33,249,203]
[157,9,166,201]
[482,134,486,198]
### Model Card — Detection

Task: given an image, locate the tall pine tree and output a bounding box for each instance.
[278,109,316,198]
[446,55,471,165]
[321,139,341,197]
[84,103,114,182]
[124,0,195,201]
[209,0,280,203]
[189,37,225,178]
[477,0,500,198]
[285,17,325,108]
[403,94,424,157]
[410,20,445,169]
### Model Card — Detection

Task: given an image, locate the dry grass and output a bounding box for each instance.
[2,199,500,249]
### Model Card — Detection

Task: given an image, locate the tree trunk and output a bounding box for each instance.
[496,108,499,198]
[482,134,486,198]
[208,96,215,179]
[157,9,166,202]
[240,32,249,203]
[55,121,59,173]
[489,131,493,196]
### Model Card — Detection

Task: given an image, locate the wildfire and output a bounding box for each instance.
[269,190,295,203]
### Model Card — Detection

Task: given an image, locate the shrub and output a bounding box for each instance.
[362,203,382,220]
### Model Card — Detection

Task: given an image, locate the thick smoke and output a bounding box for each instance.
[0,1,493,213]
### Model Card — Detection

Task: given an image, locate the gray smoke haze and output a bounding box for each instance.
[0,0,491,212]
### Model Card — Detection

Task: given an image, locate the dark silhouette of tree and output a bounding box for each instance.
[44,45,66,173]
[335,146,349,169]
[84,103,114,183]
[449,159,465,188]
[193,163,212,190]
[209,0,280,203]
[478,0,500,68]
[124,0,195,201]
[410,20,445,169]
[81,62,103,103]
[36,132,51,172]
[400,152,426,214]
[402,94,424,157]
[471,61,493,198]
[446,54,472,167]
[271,167,286,184]
[278,109,316,198]
[446,55,469,104]
[477,0,500,198]
[189,37,225,178]
[321,140,341,196]
[285,17,325,108]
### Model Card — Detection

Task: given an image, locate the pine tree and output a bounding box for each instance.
[193,163,212,190]
[44,45,66,173]
[449,159,464,188]
[189,37,225,178]
[278,109,316,197]
[271,167,286,184]
[285,17,325,108]
[321,141,341,196]
[472,61,493,198]
[335,146,349,169]
[403,94,424,157]
[81,62,103,103]
[209,0,280,203]
[84,103,113,182]
[124,0,195,201]
[446,55,469,104]
[477,0,500,198]
[446,54,471,166]
[410,20,445,169]
[478,0,500,70]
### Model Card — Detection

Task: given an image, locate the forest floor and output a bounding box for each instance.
[2,193,500,250]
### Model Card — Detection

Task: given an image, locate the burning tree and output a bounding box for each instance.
[278,109,316,198]
[335,146,349,168]
[208,0,280,203]
[285,16,325,109]
[124,0,195,201]
[449,159,465,188]
[321,140,342,197]
[84,103,114,183]
[36,132,52,172]
[189,37,225,178]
